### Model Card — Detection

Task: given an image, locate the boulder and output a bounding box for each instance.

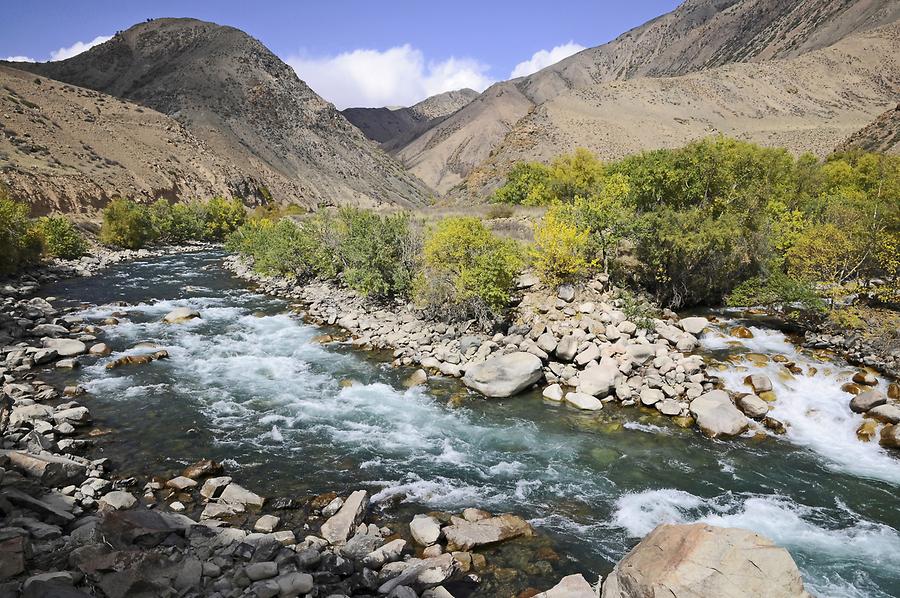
[219,483,264,509]
[99,491,137,511]
[850,390,887,413]
[378,553,460,594]
[542,384,564,402]
[624,343,658,363]
[89,343,111,356]
[410,514,442,546]
[564,392,603,411]
[162,307,201,324]
[744,374,773,393]
[406,369,428,387]
[536,332,558,353]
[656,399,682,416]
[639,388,663,406]
[320,490,368,545]
[42,338,86,357]
[182,458,223,479]
[556,335,579,361]
[679,317,709,335]
[535,574,596,597]
[557,285,576,302]
[199,476,232,499]
[442,514,533,551]
[880,424,900,448]
[462,352,543,398]
[867,403,900,424]
[601,523,810,598]
[737,394,769,419]
[578,363,619,397]
[689,390,749,438]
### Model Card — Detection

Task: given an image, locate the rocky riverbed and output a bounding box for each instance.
[2,249,898,597]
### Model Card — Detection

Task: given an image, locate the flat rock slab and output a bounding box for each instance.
[442,514,533,551]
[320,490,368,545]
[42,338,86,357]
[534,574,596,597]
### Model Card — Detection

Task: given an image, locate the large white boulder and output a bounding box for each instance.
[689,390,749,438]
[535,574,596,597]
[462,352,543,398]
[578,362,620,397]
[42,338,86,357]
[679,316,710,335]
[602,523,810,598]
[163,307,201,324]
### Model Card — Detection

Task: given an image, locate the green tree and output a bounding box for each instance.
[99,199,156,249]
[35,216,88,259]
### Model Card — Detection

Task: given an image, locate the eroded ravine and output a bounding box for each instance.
[42,251,900,598]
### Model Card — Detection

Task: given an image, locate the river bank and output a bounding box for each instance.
[2,249,898,597]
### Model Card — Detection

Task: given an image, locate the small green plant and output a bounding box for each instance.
[35,215,88,259]
[617,288,658,331]
[486,203,514,219]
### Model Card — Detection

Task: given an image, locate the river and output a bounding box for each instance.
[41,250,900,597]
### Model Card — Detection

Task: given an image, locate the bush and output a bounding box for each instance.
[493,162,553,205]
[530,205,592,286]
[99,199,155,249]
[0,193,42,275]
[616,288,658,331]
[486,203,514,219]
[726,271,824,311]
[203,197,246,241]
[35,216,87,259]
[416,217,524,323]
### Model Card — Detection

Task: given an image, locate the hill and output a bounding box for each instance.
[391,0,900,194]
[838,104,900,154]
[8,18,431,210]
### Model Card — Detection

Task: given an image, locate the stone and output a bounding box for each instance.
[601,523,810,598]
[850,390,887,413]
[0,449,86,486]
[624,343,658,363]
[537,332,558,353]
[578,363,619,397]
[410,514,442,546]
[738,394,769,419]
[378,553,460,594]
[201,503,236,520]
[557,285,576,302]
[182,458,224,479]
[744,374,773,393]
[245,561,278,581]
[656,399,682,416]
[678,317,709,335]
[42,338,86,357]
[879,424,900,448]
[200,476,232,499]
[462,352,543,398]
[442,514,533,551]
[89,343,111,356]
[219,483,264,509]
[574,343,600,366]
[363,538,407,568]
[0,530,27,580]
[689,390,749,438]
[534,574,596,597]
[99,491,137,511]
[163,307,201,323]
[517,272,539,289]
[52,406,91,426]
[564,392,603,411]
[542,384,564,402]
[731,326,754,339]
[867,404,900,424]
[555,335,579,361]
[852,371,878,386]
[254,515,280,533]
[275,572,313,596]
[406,369,428,387]
[320,490,368,545]
[639,388,663,406]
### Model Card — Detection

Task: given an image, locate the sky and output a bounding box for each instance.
[0,0,682,109]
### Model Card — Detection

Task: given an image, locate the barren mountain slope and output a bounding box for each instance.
[838,104,900,154]
[0,66,253,215]
[10,18,430,208]
[395,0,900,193]
[343,88,478,145]
[462,22,900,198]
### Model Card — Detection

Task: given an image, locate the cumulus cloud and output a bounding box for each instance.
[510,42,586,79]
[49,35,112,61]
[287,44,494,109]
[3,55,36,63]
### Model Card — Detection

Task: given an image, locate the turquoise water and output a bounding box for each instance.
[42,251,900,597]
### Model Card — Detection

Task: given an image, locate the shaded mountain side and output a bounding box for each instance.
[457,22,900,199]
[0,66,262,216]
[837,104,900,154]
[394,0,900,193]
[8,18,431,209]
[342,88,478,145]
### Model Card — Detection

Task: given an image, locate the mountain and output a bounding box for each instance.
[9,18,430,210]
[463,21,900,197]
[0,65,244,215]
[392,0,900,194]
[838,104,900,154]
[342,88,478,145]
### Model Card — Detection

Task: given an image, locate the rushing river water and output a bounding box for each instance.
[41,251,900,597]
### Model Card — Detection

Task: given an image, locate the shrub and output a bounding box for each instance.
[616,288,658,331]
[493,162,553,205]
[203,197,246,241]
[530,205,592,286]
[0,193,42,275]
[486,203,514,219]
[416,217,524,323]
[99,198,155,249]
[726,271,824,311]
[35,216,88,259]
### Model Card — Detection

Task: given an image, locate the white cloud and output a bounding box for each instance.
[510,42,586,79]
[3,55,36,63]
[49,35,112,62]
[287,44,494,109]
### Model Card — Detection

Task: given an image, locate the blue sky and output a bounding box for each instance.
[1,0,681,108]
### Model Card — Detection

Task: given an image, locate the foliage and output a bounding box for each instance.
[416,217,524,323]
[616,288,658,331]
[35,216,88,259]
[530,205,592,286]
[492,162,553,205]
[203,197,247,241]
[0,192,42,275]
[486,203,514,219]
[99,198,156,249]
[726,271,824,311]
